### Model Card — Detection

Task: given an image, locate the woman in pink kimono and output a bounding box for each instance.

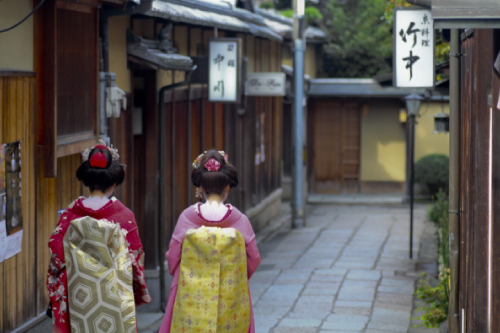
[159,150,261,333]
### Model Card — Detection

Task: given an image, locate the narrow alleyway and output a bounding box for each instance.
[250,204,431,333]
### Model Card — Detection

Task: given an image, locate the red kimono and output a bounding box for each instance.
[46,197,151,333]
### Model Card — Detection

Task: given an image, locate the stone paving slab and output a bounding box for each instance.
[251,203,431,332]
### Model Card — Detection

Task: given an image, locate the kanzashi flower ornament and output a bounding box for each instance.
[192,151,229,169]
[204,158,221,172]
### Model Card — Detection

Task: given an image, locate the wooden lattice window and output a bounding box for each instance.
[37,0,99,177]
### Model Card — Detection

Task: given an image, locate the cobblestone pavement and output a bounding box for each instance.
[250,204,430,333]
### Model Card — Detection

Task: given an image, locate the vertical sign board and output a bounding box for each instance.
[208,38,242,103]
[394,8,435,88]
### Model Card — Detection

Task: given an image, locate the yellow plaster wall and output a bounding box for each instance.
[360,101,406,182]
[360,100,450,182]
[108,16,131,93]
[0,0,33,71]
[191,28,203,56]
[157,70,174,91]
[132,19,155,39]
[174,26,189,56]
[305,44,317,78]
[415,102,450,160]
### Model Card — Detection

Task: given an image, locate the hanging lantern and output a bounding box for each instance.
[433,112,450,133]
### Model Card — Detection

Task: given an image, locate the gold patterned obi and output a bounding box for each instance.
[172,226,250,332]
[63,217,137,333]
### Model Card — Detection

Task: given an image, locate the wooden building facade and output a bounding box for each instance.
[0,0,300,330]
[433,0,500,331]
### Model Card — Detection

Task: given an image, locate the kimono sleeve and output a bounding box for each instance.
[166,238,182,277]
[46,213,72,333]
[246,238,260,279]
[125,217,152,305]
[239,215,260,279]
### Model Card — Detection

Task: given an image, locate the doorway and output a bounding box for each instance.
[308,100,361,193]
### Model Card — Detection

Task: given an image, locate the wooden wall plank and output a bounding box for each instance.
[215,104,224,149]
[43,0,57,177]
[0,78,4,143]
[0,78,4,329]
[16,77,25,325]
[203,103,215,150]
[27,77,36,319]
[7,77,17,142]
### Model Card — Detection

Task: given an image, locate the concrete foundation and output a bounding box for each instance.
[246,188,283,232]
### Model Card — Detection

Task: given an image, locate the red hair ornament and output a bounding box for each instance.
[204,158,221,172]
[89,151,108,168]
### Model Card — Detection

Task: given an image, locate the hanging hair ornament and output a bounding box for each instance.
[204,158,221,172]
[192,152,205,169]
[82,139,120,163]
[195,187,203,198]
[218,150,229,163]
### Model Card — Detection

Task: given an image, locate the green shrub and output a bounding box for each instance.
[415,154,449,198]
[259,1,274,9]
[305,6,323,25]
[414,271,449,328]
[415,190,450,328]
[427,189,448,225]
[281,9,293,18]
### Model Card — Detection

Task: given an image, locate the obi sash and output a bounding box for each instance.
[63,217,137,333]
[171,226,250,332]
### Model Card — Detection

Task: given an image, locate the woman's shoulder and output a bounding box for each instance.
[180,204,198,219]
[110,197,134,215]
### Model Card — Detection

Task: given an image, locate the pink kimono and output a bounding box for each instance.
[159,204,261,333]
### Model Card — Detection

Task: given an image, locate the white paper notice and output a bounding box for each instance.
[0,221,7,262]
[4,230,22,260]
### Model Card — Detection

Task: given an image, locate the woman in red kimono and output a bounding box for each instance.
[46,141,151,333]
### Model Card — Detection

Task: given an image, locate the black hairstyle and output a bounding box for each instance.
[191,150,238,195]
[76,147,125,192]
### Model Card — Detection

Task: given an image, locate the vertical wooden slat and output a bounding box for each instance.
[43,0,57,176]
[215,104,224,149]
[6,77,18,328]
[27,77,36,319]
[491,29,500,333]
[0,77,4,330]
[7,77,17,142]
[16,78,25,324]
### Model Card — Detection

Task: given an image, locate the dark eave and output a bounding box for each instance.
[133,0,282,42]
[127,31,194,71]
[433,0,500,28]
[309,78,449,100]
[255,7,326,42]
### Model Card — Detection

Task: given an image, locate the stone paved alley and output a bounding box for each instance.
[250,204,431,333]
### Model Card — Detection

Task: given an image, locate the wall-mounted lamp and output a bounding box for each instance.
[399,108,407,123]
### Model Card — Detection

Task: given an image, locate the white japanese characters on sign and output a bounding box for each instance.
[245,73,286,96]
[208,39,240,103]
[394,8,434,88]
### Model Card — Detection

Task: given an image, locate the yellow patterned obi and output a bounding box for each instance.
[172,226,250,332]
[63,217,137,333]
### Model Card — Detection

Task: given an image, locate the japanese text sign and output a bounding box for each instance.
[394,8,434,88]
[208,38,241,103]
[246,73,286,96]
